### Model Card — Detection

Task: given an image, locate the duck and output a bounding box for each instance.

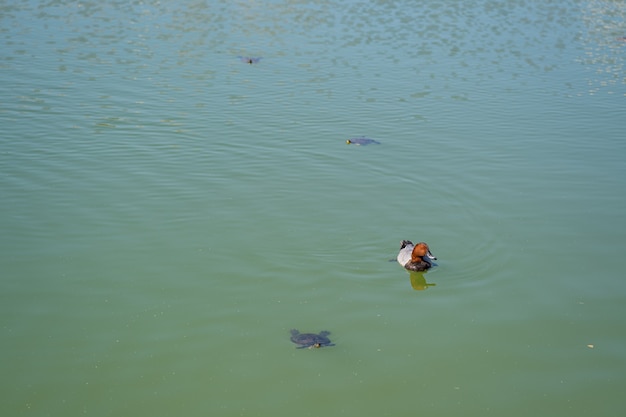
[397,240,437,271]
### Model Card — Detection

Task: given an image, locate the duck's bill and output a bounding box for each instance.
[427,250,437,260]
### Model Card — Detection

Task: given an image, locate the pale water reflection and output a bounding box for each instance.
[579,0,626,94]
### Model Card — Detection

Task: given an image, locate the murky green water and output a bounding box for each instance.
[2,1,626,416]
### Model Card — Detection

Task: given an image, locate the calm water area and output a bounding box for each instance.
[2,0,626,416]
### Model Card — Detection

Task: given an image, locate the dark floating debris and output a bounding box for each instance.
[238,56,262,64]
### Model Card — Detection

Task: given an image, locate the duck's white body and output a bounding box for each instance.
[396,242,414,266]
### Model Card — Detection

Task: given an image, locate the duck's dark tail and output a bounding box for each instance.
[400,240,413,249]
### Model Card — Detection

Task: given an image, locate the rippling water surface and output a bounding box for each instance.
[2,1,626,416]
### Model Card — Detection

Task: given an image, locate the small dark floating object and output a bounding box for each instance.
[238,56,262,64]
[290,329,335,349]
[346,136,380,146]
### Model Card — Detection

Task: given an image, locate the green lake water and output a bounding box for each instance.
[2,1,626,416]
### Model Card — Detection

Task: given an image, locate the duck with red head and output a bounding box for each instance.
[397,240,437,271]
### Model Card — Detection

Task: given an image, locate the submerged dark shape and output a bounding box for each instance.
[290,329,335,349]
[238,56,262,64]
[346,136,381,146]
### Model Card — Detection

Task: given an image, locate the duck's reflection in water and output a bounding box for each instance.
[409,271,436,291]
